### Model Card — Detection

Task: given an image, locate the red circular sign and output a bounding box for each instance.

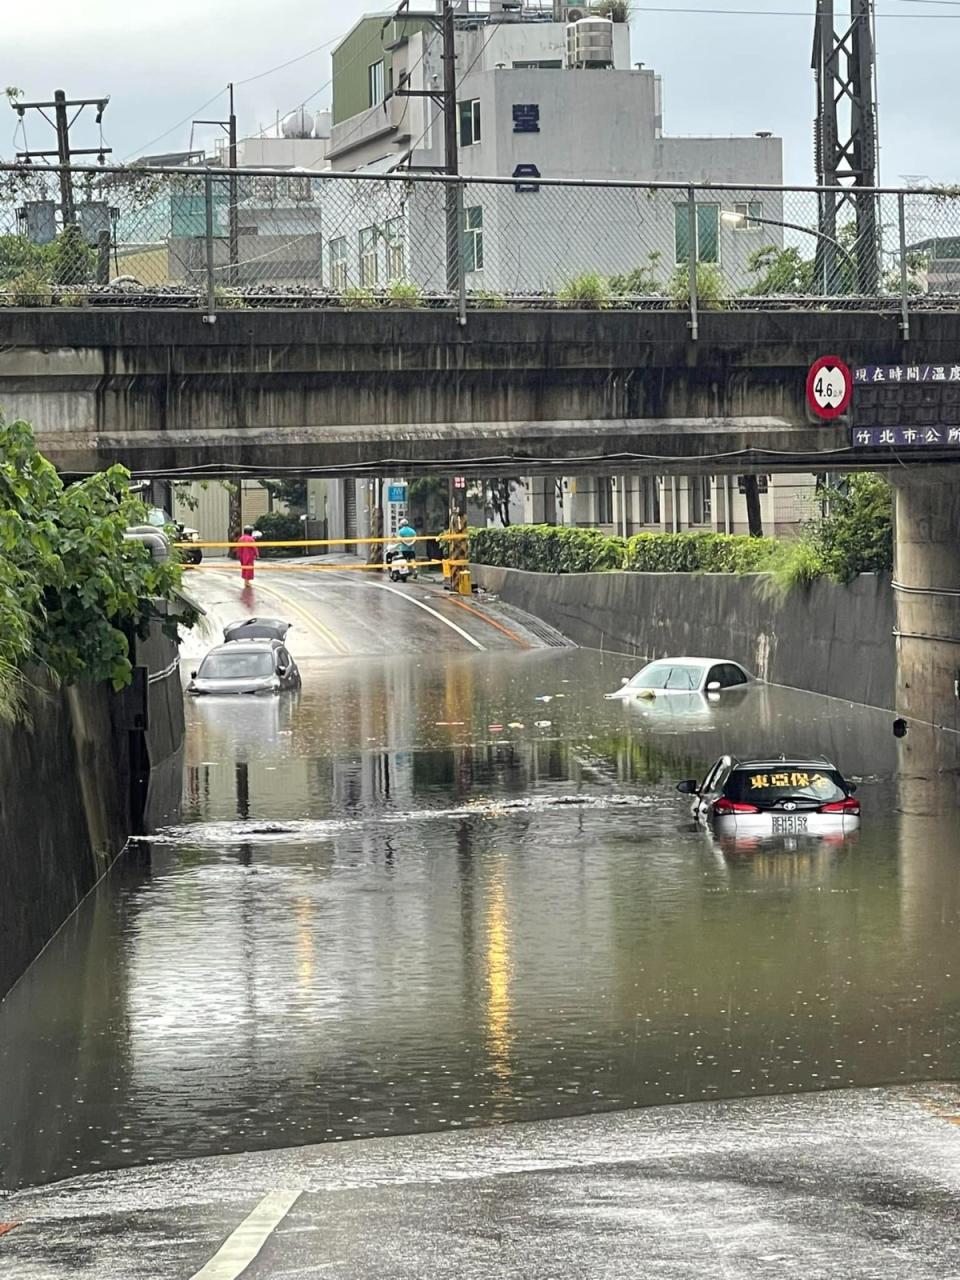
[806,355,853,420]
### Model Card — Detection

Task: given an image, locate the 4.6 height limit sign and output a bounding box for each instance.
[806,356,853,420]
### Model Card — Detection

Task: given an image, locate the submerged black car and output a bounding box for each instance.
[677,755,860,836]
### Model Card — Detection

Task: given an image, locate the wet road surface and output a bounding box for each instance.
[3,1084,960,1278]
[2,563,960,1273]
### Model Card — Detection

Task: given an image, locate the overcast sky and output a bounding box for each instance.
[4,1,958,185]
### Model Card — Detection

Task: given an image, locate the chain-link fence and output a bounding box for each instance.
[2,163,959,322]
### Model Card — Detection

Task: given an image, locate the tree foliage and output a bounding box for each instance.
[811,473,893,581]
[262,477,308,512]
[0,416,192,716]
[469,477,522,527]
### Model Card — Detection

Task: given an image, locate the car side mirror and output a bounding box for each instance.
[706,681,721,692]
[277,665,287,676]
[847,783,857,794]
[191,670,198,680]
[620,677,629,687]
[676,779,699,795]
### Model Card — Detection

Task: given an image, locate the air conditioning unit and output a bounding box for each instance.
[562,6,589,21]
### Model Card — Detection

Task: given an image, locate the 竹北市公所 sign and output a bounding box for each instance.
[852,426,960,447]
[851,361,960,450]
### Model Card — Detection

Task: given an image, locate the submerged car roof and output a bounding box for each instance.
[642,657,750,670]
[730,757,838,770]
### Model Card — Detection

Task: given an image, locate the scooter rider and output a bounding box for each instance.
[385,524,418,579]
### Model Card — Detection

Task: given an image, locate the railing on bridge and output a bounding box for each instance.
[2,161,958,336]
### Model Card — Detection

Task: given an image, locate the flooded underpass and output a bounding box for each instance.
[1,535,960,1203]
[3,627,960,1197]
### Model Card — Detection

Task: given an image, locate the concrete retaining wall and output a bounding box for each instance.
[473,566,895,710]
[0,619,184,998]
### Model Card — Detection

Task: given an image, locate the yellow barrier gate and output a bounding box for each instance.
[174,531,469,577]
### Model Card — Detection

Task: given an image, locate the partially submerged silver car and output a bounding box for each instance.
[187,621,300,696]
[606,657,752,700]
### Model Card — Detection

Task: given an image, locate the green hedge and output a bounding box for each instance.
[469,525,626,573]
[624,531,779,572]
[253,510,305,557]
[469,525,779,574]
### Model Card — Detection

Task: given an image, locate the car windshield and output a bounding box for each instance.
[198,651,274,680]
[628,663,703,691]
[725,767,848,806]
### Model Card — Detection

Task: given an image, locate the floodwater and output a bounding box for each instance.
[2,645,960,1191]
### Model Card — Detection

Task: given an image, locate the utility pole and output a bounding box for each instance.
[812,0,879,293]
[441,0,460,294]
[12,90,110,227]
[196,87,241,548]
[228,84,239,287]
[195,83,240,284]
[391,1,461,291]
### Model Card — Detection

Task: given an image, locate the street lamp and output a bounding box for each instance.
[720,208,857,293]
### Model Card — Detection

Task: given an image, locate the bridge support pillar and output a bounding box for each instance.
[892,466,960,740]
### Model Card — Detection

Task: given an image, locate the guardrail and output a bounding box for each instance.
[3,162,958,335]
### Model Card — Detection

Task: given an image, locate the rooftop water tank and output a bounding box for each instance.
[313,109,332,139]
[281,107,313,139]
[566,16,614,69]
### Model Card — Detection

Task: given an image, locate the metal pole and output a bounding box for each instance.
[897,191,911,341]
[54,90,75,225]
[96,229,110,285]
[686,186,698,341]
[455,179,467,326]
[442,0,460,298]
[203,170,216,323]
[228,83,239,288]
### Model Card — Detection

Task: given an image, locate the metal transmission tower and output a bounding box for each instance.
[812,0,879,293]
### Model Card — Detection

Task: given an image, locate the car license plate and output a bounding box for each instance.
[772,815,807,833]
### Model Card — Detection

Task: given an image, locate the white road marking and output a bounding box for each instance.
[345,579,487,652]
[189,1190,302,1280]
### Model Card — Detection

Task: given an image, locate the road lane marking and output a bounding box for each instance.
[203,570,349,656]
[328,577,486,651]
[189,1190,301,1280]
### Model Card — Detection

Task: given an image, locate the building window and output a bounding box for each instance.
[511,59,562,69]
[463,205,483,272]
[733,200,762,230]
[689,475,713,526]
[674,203,720,265]
[329,236,348,290]
[639,475,661,526]
[359,226,378,286]
[368,60,385,108]
[384,216,404,279]
[596,477,613,525]
[459,98,481,147]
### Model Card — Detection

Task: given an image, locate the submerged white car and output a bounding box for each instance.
[677,755,861,837]
[606,657,752,700]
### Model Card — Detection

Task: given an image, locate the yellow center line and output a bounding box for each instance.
[204,569,349,657]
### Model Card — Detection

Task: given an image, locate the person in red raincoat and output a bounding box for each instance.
[237,525,259,582]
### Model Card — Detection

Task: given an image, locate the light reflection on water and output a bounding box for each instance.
[1,648,959,1190]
